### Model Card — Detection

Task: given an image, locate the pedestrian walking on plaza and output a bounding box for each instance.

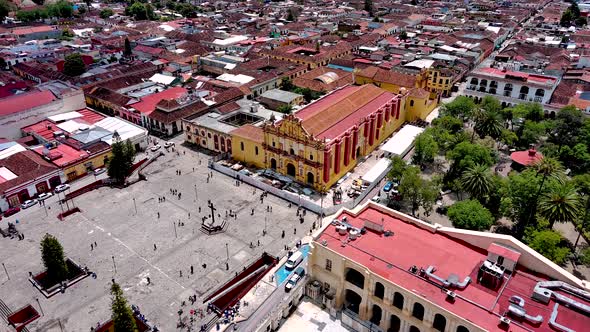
[294,228,297,235]
[91,243,94,251]
[154,244,157,250]
[94,241,97,247]
[146,277,151,285]
[157,212,160,219]
[257,240,260,246]
[191,265,194,274]
[180,270,183,277]
[188,212,191,219]
[281,230,285,238]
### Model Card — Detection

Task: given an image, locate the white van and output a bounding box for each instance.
[285,251,303,270]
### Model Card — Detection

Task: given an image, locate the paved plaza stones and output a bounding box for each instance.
[0,143,316,331]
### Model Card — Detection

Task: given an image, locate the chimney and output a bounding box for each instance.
[250,102,259,113]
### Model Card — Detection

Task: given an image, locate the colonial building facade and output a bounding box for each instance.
[231,84,407,190]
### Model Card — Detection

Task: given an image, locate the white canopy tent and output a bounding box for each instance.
[361,158,390,184]
[379,125,425,157]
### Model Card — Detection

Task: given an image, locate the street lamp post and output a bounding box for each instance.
[194,184,198,202]
[2,262,9,280]
[173,220,177,238]
[35,298,44,316]
[133,197,137,214]
[225,243,229,262]
[112,255,117,274]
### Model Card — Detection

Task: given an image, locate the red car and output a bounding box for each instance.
[3,206,20,217]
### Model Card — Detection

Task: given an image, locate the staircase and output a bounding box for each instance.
[0,299,29,332]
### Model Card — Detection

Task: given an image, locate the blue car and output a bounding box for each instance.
[383,181,394,192]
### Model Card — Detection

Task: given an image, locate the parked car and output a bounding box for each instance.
[54,184,70,193]
[21,199,38,209]
[164,142,175,148]
[3,206,20,217]
[285,251,304,270]
[371,195,381,203]
[150,144,162,152]
[285,274,301,292]
[94,168,106,176]
[383,181,394,192]
[37,192,53,201]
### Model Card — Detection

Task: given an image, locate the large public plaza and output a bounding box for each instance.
[0,139,315,331]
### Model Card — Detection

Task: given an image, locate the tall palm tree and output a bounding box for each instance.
[460,164,494,202]
[474,110,503,139]
[538,183,582,229]
[518,157,564,238]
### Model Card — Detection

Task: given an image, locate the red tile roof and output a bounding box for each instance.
[0,90,57,117]
[295,85,397,141]
[317,205,590,332]
[511,149,543,166]
[230,124,263,143]
[0,150,59,194]
[129,87,188,115]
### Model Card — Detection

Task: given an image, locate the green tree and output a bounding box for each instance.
[447,199,494,231]
[460,164,494,202]
[280,77,295,91]
[107,138,136,183]
[111,282,138,332]
[573,174,590,249]
[286,8,295,21]
[63,53,86,76]
[561,9,574,27]
[398,166,440,216]
[441,96,475,119]
[41,234,69,285]
[412,131,438,167]
[500,129,518,148]
[387,155,406,181]
[431,115,463,133]
[518,157,564,237]
[518,121,545,147]
[527,230,571,264]
[446,141,495,181]
[276,104,292,114]
[474,109,503,139]
[399,30,408,40]
[538,183,581,229]
[78,5,86,15]
[124,37,132,57]
[576,16,588,27]
[126,1,156,20]
[0,0,12,22]
[480,96,501,113]
[364,0,372,16]
[100,8,114,19]
[551,105,584,151]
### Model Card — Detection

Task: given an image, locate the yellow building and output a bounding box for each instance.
[427,67,454,97]
[231,85,406,190]
[356,67,438,121]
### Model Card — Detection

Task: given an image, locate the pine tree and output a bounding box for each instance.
[41,234,69,285]
[111,282,138,332]
[124,38,132,57]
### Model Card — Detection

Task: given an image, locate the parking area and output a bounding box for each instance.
[0,139,316,331]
